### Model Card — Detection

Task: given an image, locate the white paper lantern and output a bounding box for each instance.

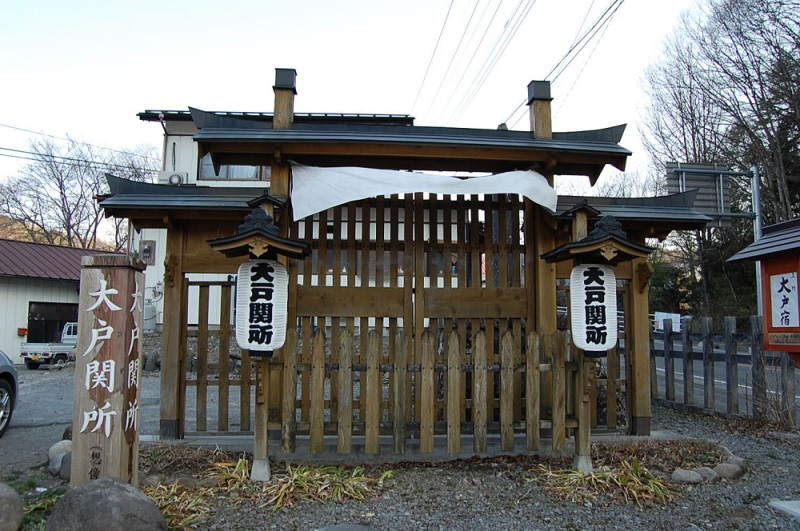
[235,260,288,351]
[570,264,617,352]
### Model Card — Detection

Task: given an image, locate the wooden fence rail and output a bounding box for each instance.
[650,316,797,427]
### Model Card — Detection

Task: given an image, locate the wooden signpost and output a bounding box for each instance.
[71,255,145,487]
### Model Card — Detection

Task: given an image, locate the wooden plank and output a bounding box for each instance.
[330,206,342,422]
[750,316,766,418]
[393,332,407,454]
[310,329,325,454]
[526,331,540,451]
[196,285,209,432]
[403,196,414,425]
[240,349,251,431]
[281,329,298,453]
[360,200,371,424]
[366,330,381,454]
[447,330,461,454]
[682,316,694,406]
[781,352,797,429]
[552,331,566,451]
[300,316,312,422]
[296,286,405,317]
[607,346,618,428]
[414,194,426,428]
[346,203,357,422]
[664,318,675,402]
[702,317,714,410]
[500,330,514,452]
[387,196,398,424]
[218,286,231,431]
[337,329,354,454]
[423,288,528,318]
[420,329,435,454]
[724,316,738,415]
[473,330,487,453]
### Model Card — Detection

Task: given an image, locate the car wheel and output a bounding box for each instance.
[53,354,68,366]
[25,361,40,370]
[0,379,13,438]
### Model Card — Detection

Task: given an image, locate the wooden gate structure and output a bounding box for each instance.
[100,69,712,462]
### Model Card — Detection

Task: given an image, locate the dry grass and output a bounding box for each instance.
[592,440,725,472]
[141,482,213,530]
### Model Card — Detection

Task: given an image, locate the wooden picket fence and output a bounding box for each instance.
[651,316,797,427]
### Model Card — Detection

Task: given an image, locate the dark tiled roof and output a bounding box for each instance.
[554,191,712,226]
[728,218,800,262]
[138,109,415,126]
[0,239,113,281]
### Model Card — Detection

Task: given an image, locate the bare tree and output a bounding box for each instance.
[0,138,158,251]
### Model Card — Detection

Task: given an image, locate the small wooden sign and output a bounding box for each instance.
[762,256,800,354]
[570,264,617,352]
[235,260,289,352]
[71,255,145,487]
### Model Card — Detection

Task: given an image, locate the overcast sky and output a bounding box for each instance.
[0,0,698,188]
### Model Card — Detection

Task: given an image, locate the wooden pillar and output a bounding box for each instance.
[570,210,592,472]
[252,68,296,482]
[160,222,185,439]
[71,255,145,487]
[629,257,653,435]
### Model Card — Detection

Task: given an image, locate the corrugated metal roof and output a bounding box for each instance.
[100,194,253,211]
[0,239,113,281]
[555,192,712,225]
[728,218,800,261]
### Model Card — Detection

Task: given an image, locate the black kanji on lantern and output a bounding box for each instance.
[583,266,608,346]
[248,262,276,345]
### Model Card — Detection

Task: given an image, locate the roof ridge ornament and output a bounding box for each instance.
[586,215,627,241]
[239,208,279,235]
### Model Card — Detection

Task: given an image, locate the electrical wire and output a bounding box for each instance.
[410,0,457,115]
[0,146,158,174]
[0,122,160,161]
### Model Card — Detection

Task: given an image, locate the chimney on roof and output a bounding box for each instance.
[527,80,552,140]
[273,68,296,129]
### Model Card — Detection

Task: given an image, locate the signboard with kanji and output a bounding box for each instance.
[762,255,800,353]
[71,255,144,487]
[235,260,289,352]
[570,264,617,352]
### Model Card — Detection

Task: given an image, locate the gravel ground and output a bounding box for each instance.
[182,404,800,530]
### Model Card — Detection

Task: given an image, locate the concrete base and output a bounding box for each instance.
[159,420,180,439]
[630,416,651,436]
[251,458,271,482]
[573,455,593,474]
[769,500,800,522]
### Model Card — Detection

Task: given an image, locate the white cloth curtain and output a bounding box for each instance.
[290,164,557,220]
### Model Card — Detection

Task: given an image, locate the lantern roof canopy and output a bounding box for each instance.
[728,217,800,262]
[542,215,654,266]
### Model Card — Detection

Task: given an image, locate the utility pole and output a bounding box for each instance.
[752,166,763,316]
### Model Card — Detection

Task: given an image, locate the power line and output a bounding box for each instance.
[410,0,457,115]
[449,0,538,124]
[422,0,484,122]
[0,146,158,174]
[0,122,160,161]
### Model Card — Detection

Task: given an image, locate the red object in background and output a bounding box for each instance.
[761,255,800,356]
[17,327,28,336]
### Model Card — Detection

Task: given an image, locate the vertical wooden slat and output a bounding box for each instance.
[473,330,488,453]
[375,198,386,419]
[589,362,598,429]
[330,206,342,420]
[196,285,209,432]
[218,285,231,431]
[682,316,694,406]
[664,318,675,402]
[607,346,618,428]
[500,330,514,452]
[702,317,714,410]
[420,329,435,454]
[526,331,540,451]
[240,349,251,431]
[253,357,269,479]
[484,196,496,421]
[316,208,329,427]
[346,203,357,422]
[393,332,407,454]
[366,330,381,454]
[403,196,414,425]
[447,330,461,454]
[300,316,312,423]
[455,195,468,423]
[552,331,566,451]
[650,331,658,399]
[360,201,371,421]
[388,196,399,423]
[724,316,738,414]
[781,352,797,429]
[310,329,325,454]
[750,316,766,418]
[414,194,426,426]
[337,329,354,454]
[281,329,298,452]
[575,352,591,461]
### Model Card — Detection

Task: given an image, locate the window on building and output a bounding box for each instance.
[199,153,266,180]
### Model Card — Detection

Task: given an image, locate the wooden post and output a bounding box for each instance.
[281,329,298,453]
[552,331,566,451]
[218,285,231,431]
[252,355,270,481]
[629,258,652,435]
[702,317,714,411]
[473,331,488,453]
[500,330,514,452]
[196,286,209,432]
[525,332,540,451]
[393,332,407,454]
[573,348,592,473]
[447,330,461,454]
[420,329,435,454]
[607,346,618,428]
[682,316,693,406]
[649,332,658,399]
[71,255,145,487]
[310,329,325,454]
[724,316,739,415]
[160,224,185,439]
[750,316,766,418]
[664,319,675,402]
[780,352,797,429]
[338,329,353,454]
[365,330,381,455]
